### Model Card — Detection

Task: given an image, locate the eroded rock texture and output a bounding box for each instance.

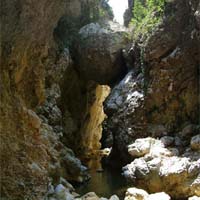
[1,0,200,199]
[0,0,114,199]
[123,137,200,198]
[75,21,130,85]
[123,0,134,27]
[103,0,200,167]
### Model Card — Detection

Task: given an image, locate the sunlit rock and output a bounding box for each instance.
[123,154,200,198]
[80,85,110,156]
[188,196,200,200]
[76,21,130,84]
[146,192,171,200]
[124,187,149,200]
[124,188,171,200]
[128,137,175,159]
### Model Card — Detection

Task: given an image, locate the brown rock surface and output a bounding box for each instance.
[0,0,106,198]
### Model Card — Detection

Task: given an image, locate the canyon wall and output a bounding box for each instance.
[0,0,114,198]
[1,0,200,199]
[104,0,200,166]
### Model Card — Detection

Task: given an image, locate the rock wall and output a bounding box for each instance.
[103,0,200,166]
[124,0,134,27]
[79,85,110,156]
[1,0,69,198]
[0,0,113,199]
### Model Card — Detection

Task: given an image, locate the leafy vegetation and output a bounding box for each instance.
[131,0,165,39]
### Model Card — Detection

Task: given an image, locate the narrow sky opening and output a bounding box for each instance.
[108,0,128,25]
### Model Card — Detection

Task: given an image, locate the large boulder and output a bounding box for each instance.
[122,138,200,199]
[75,22,130,84]
[124,187,149,200]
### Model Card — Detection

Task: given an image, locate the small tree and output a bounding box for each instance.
[131,0,165,39]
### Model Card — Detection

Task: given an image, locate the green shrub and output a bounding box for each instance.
[131,0,165,39]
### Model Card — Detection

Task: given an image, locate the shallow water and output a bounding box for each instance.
[76,157,130,199]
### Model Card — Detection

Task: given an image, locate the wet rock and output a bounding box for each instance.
[76,21,130,84]
[191,134,200,151]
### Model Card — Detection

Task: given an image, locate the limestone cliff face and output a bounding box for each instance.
[144,0,199,127]
[0,0,110,198]
[1,1,68,198]
[80,85,110,155]
[103,0,200,166]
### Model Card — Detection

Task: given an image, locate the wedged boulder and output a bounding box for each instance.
[75,22,130,84]
[122,138,200,199]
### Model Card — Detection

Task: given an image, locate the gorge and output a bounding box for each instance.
[0,0,200,200]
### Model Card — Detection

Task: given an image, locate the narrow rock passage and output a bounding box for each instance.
[1,0,200,200]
